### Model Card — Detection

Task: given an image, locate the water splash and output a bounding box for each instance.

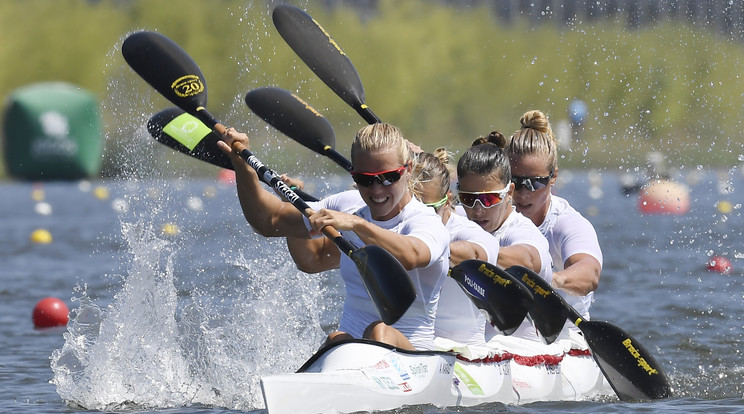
[50,213,329,411]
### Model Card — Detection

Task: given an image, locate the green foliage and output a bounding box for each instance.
[1,0,743,179]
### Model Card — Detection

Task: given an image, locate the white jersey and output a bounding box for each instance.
[539,195,603,321]
[434,213,499,346]
[306,190,450,350]
[455,206,553,342]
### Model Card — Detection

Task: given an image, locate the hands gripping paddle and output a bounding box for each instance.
[245,86,534,334]
[147,107,318,201]
[506,265,672,401]
[122,30,414,325]
[272,4,380,124]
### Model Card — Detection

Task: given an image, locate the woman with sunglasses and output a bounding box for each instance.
[218,123,449,351]
[410,149,500,347]
[456,134,553,342]
[506,110,602,324]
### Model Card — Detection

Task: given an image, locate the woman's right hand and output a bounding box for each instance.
[216,127,251,157]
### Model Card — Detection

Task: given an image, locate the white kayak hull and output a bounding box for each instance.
[261,337,614,413]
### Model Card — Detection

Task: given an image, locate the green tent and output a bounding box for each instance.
[3,82,102,180]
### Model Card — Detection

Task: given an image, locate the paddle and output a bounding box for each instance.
[244,87,352,172]
[450,260,533,335]
[506,265,672,401]
[272,4,380,124]
[245,86,534,334]
[122,30,415,325]
[147,107,318,202]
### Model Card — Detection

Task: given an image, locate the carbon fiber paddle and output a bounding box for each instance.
[507,265,672,401]
[122,30,414,325]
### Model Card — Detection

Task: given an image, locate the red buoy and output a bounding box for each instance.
[706,256,732,275]
[218,168,236,184]
[32,297,69,328]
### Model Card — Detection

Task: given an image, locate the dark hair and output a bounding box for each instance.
[457,143,511,185]
[471,131,507,148]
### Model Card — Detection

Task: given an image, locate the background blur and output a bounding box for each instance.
[1,0,743,178]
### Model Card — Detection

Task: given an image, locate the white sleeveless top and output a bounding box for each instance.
[454,206,553,342]
[434,213,500,346]
[307,190,450,350]
[539,195,603,321]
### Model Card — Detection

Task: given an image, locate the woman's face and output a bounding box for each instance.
[457,173,513,234]
[509,153,555,225]
[352,148,411,221]
[418,180,450,224]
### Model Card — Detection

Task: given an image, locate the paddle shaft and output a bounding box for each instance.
[356,104,380,125]
[188,105,354,252]
[236,143,354,252]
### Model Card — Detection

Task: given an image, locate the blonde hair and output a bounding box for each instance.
[411,148,454,202]
[507,110,558,173]
[351,123,412,167]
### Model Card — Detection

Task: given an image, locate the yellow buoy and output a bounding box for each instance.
[161,223,179,236]
[30,229,52,244]
[717,200,733,215]
[93,186,109,200]
[31,188,45,202]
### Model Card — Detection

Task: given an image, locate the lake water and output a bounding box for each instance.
[2,168,744,413]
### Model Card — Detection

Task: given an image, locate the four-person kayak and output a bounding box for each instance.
[261,332,614,413]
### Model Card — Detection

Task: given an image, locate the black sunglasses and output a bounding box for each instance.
[511,171,554,192]
[351,166,407,187]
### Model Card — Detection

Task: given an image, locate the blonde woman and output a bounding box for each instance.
[506,110,602,323]
[218,123,449,351]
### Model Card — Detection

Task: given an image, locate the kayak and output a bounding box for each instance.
[261,332,614,413]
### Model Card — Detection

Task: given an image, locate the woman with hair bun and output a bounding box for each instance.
[506,110,602,324]
[455,135,552,342]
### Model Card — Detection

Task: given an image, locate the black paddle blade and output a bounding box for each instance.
[272,5,376,124]
[449,260,533,335]
[148,107,233,170]
[245,87,352,172]
[580,320,673,401]
[349,244,416,326]
[272,5,365,108]
[245,87,335,154]
[506,265,569,344]
[122,31,209,118]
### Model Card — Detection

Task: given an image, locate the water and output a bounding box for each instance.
[1,169,743,413]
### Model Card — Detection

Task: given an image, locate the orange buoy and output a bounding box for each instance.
[32,297,69,328]
[638,179,690,215]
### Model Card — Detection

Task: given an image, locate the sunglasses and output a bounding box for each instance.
[511,171,554,192]
[351,165,407,187]
[457,185,510,209]
[424,195,449,211]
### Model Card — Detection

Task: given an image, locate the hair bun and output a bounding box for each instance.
[471,131,506,149]
[520,110,550,135]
